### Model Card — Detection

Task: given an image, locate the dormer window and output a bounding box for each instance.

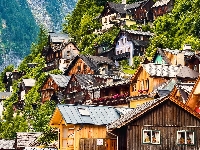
[78,108,90,116]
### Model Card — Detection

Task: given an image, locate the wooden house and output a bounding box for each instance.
[0,139,15,150]
[186,75,200,112]
[113,29,153,66]
[130,63,181,97]
[127,0,155,24]
[49,104,132,150]
[151,0,174,20]
[64,55,115,76]
[108,95,200,150]
[40,74,71,103]
[42,32,79,72]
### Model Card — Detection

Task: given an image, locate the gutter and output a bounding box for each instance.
[106,125,118,150]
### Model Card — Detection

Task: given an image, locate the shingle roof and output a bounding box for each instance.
[142,63,181,77]
[0,92,12,100]
[126,30,154,36]
[23,78,36,87]
[108,95,200,130]
[176,66,199,79]
[50,74,71,88]
[107,2,126,14]
[75,74,96,89]
[163,48,195,56]
[152,0,171,8]
[132,40,149,47]
[17,132,42,148]
[56,104,131,125]
[0,139,15,149]
[178,83,194,93]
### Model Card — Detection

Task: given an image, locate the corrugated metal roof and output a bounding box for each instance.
[0,139,15,149]
[50,74,71,88]
[57,104,123,125]
[23,78,36,87]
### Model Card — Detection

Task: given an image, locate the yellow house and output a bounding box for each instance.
[49,104,132,150]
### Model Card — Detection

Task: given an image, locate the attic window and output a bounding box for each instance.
[78,108,90,116]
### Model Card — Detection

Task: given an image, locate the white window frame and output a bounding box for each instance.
[177,131,195,145]
[142,129,161,145]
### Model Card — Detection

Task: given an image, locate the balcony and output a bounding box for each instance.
[113,52,130,61]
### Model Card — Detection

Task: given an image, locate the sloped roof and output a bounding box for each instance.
[162,48,195,56]
[142,63,180,77]
[49,32,68,43]
[107,2,126,14]
[75,74,96,89]
[152,0,171,8]
[151,48,172,64]
[108,95,200,130]
[24,148,56,150]
[178,83,195,93]
[176,66,199,79]
[126,30,154,36]
[132,40,149,47]
[0,139,15,149]
[0,92,12,100]
[51,104,132,125]
[22,78,36,87]
[50,74,71,88]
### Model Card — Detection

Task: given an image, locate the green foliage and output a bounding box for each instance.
[146,0,200,56]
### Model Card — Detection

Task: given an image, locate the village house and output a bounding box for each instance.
[108,95,200,149]
[127,0,155,24]
[42,32,79,72]
[40,74,71,103]
[151,0,174,20]
[130,63,180,97]
[64,55,115,76]
[49,104,133,150]
[112,29,153,66]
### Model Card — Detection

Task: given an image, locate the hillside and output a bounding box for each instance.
[0,0,77,71]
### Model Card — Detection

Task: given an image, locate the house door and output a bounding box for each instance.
[106,139,117,150]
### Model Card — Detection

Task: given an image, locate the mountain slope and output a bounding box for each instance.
[0,0,77,71]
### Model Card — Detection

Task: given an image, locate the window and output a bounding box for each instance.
[132,83,136,92]
[142,130,160,144]
[145,79,149,90]
[177,131,195,145]
[194,65,197,71]
[78,108,90,116]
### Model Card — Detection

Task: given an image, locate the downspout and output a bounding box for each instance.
[106,125,118,150]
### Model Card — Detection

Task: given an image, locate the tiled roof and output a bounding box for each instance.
[49,32,68,43]
[142,63,181,77]
[0,92,12,100]
[107,2,126,14]
[152,0,171,8]
[56,104,126,125]
[23,78,36,87]
[17,132,42,148]
[176,66,199,79]
[50,74,71,88]
[0,139,15,149]
[163,48,195,56]
[108,96,167,130]
[126,30,154,36]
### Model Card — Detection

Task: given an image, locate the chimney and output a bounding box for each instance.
[122,0,126,4]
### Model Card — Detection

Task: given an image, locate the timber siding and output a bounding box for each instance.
[114,100,200,150]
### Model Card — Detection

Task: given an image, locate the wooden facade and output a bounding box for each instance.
[130,66,167,97]
[110,97,200,150]
[67,58,95,76]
